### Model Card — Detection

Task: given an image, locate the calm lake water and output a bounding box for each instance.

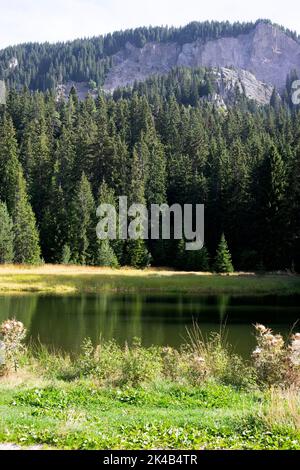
[0,293,299,357]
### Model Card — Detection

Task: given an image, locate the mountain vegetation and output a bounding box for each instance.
[0,19,299,91]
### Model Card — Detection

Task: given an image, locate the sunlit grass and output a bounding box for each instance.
[0,265,299,296]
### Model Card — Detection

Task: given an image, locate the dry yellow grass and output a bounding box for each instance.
[0,264,255,277]
[0,264,298,296]
[0,366,47,389]
[261,388,300,431]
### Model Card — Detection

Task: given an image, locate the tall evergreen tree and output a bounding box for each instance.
[125,148,151,268]
[214,234,234,273]
[0,115,21,212]
[70,173,96,265]
[255,144,287,268]
[96,181,120,267]
[12,171,41,264]
[0,202,14,264]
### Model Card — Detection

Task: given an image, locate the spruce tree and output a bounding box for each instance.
[97,181,122,265]
[176,240,210,272]
[25,117,52,226]
[126,238,151,269]
[187,247,210,272]
[12,171,41,264]
[214,234,234,273]
[97,239,119,268]
[0,115,21,212]
[61,245,72,265]
[0,202,14,264]
[125,148,151,268]
[255,144,287,268]
[41,165,68,263]
[70,173,96,265]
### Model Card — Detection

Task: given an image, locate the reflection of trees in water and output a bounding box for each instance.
[0,295,38,333]
[26,293,233,352]
[2,294,297,357]
[217,295,230,324]
[27,294,146,352]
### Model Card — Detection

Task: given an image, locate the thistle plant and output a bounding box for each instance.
[253,324,300,387]
[0,319,26,373]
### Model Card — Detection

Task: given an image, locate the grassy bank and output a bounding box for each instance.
[1,323,300,450]
[2,376,299,450]
[0,265,299,295]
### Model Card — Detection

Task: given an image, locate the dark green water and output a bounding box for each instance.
[0,294,299,357]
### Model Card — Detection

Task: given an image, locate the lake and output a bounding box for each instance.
[0,293,299,357]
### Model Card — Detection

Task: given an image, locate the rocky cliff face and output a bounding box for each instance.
[103,22,300,95]
[210,67,274,105]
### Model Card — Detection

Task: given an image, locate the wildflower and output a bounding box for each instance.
[252,347,262,357]
[289,334,300,366]
[255,324,269,334]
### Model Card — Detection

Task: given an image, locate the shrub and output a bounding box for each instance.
[119,338,162,387]
[252,324,300,388]
[186,323,254,387]
[0,319,27,373]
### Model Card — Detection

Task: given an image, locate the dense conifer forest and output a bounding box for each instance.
[0,63,300,271]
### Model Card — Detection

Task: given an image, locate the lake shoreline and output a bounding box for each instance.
[0,265,299,296]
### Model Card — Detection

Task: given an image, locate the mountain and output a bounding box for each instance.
[103,22,300,92]
[0,20,299,104]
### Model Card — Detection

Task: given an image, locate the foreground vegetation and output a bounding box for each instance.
[0,265,300,295]
[0,321,300,449]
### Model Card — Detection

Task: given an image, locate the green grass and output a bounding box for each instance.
[1,321,300,450]
[0,271,300,295]
[1,379,299,450]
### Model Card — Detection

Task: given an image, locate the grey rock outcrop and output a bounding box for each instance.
[103,22,300,94]
[212,67,274,105]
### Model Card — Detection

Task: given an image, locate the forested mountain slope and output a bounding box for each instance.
[0,20,299,93]
[0,75,300,271]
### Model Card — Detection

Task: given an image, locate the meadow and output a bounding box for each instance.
[0,265,299,296]
[0,321,300,450]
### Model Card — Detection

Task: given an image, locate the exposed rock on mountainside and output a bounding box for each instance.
[103,22,300,92]
[56,81,98,102]
[212,67,274,105]
[56,66,274,105]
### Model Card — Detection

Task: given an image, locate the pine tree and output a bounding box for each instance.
[0,202,14,264]
[214,234,234,273]
[12,171,41,264]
